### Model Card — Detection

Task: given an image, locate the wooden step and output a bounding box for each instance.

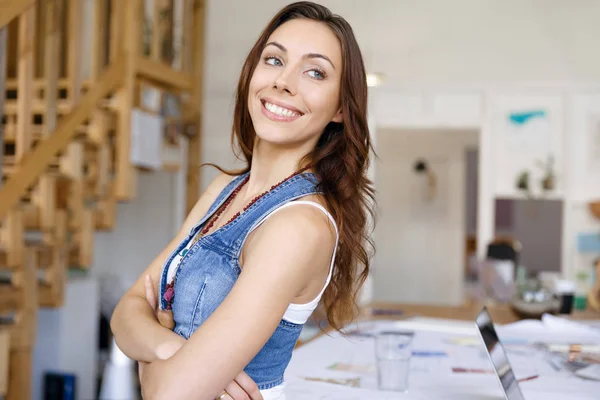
[2,123,89,143]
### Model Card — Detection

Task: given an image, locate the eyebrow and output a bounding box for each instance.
[265,41,336,70]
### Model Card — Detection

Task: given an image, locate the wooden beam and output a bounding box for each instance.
[35,0,61,233]
[115,0,142,200]
[186,0,205,214]
[136,56,194,91]
[66,0,82,106]
[0,26,7,182]
[92,0,108,79]
[0,209,23,268]
[181,0,193,73]
[43,0,60,138]
[151,0,162,60]
[7,251,37,400]
[15,6,35,163]
[0,0,35,29]
[60,0,84,181]
[4,77,70,90]
[0,328,8,397]
[109,0,125,62]
[3,98,73,115]
[0,57,125,221]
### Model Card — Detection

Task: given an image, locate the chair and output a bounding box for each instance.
[479,237,522,303]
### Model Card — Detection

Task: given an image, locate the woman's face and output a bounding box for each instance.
[248,19,343,148]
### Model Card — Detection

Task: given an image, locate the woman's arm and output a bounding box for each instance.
[110,174,234,362]
[140,205,336,400]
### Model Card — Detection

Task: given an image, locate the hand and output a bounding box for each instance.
[144,275,175,330]
[138,275,181,381]
[218,371,263,400]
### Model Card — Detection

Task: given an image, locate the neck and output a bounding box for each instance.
[242,139,313,199]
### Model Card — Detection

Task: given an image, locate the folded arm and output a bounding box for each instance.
[110,173,234,362]
[140,205,336,400]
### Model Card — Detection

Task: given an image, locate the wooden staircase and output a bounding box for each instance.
[0,0,205,398]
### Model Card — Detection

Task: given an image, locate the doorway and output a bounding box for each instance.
[373,128,479,305]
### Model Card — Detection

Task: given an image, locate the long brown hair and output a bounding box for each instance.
[211,1,375,331]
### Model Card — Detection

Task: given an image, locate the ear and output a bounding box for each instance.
[331,107,343,123]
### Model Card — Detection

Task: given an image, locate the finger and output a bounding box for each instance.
[233,371,263,400]
[144,275,157,312]
[223,381,249,400]
[156,310,175,330]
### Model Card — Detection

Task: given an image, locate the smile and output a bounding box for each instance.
[261,99,304,122]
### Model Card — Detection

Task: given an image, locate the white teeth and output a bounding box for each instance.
[264,101,300,117]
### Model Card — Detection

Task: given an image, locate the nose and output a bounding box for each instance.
[273,67,297,95]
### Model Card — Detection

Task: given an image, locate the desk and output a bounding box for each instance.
[299,302,600,347]
[364,302,600,324]
[288,303,600,399]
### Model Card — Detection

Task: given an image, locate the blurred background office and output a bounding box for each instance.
[0,1,599,399]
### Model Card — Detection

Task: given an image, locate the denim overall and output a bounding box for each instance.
[158,172,322,390]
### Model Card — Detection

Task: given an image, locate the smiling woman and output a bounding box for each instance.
[110,2,375,400]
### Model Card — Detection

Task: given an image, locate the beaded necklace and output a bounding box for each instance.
[162,165,312,310]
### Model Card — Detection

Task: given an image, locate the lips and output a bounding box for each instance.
[260,98,304,122]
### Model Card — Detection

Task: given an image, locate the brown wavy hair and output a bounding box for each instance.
[209,1,375,331]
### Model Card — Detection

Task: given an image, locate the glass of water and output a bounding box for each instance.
[375,331,413,392]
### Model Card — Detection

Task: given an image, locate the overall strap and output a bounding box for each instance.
[187,172,249,236]
[211,173,323,257]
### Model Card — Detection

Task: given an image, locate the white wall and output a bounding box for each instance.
[91,171,182,287]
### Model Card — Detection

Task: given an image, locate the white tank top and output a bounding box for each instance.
[165,200,339,325]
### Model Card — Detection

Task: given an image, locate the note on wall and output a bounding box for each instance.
[505,109,552,155]
[130,109,164,170]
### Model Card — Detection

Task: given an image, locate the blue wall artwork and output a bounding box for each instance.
[508,110,547,126]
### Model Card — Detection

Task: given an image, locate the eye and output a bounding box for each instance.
[264,56,282,66]
[307,68,326,80]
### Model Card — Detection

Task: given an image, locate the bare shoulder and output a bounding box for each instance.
[182,172,236,232]
[204,172,236,197]
[243,194,336,278]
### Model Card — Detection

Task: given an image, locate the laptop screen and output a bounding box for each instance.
[475,307,526,400]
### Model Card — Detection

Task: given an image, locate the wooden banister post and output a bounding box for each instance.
[0,26,6,182]
[186,0,205,214]
[115,0,141,200]
[15,5,35,164]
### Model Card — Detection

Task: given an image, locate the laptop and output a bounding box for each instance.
[475,307,526,400]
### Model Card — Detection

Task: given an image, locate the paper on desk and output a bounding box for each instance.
[497,317,600,344]
[393,317,478,336]
[541,313,600,336]
[575,364,600,381]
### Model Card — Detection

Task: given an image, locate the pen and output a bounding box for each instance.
[518,375,539,383]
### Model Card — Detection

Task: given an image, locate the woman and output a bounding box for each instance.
[110,2,374,399]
